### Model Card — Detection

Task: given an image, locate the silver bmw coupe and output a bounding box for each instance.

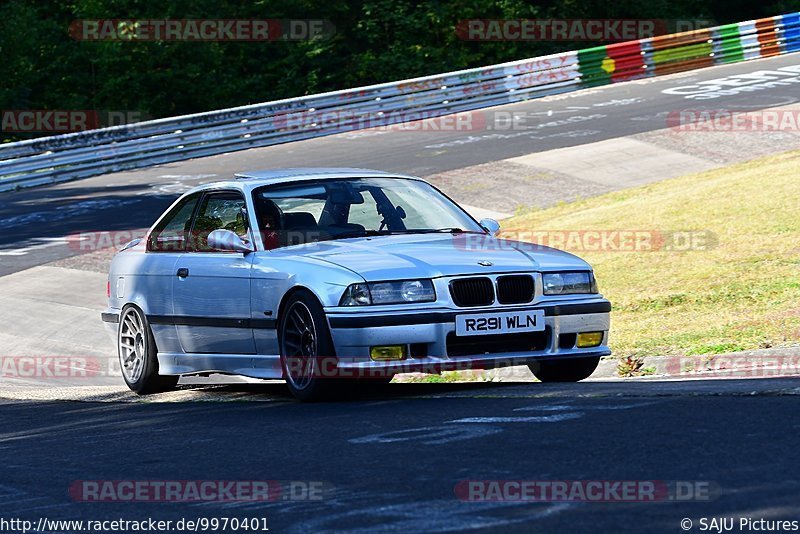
[102,168,611,400]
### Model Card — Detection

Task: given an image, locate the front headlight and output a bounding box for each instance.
[339,280,436,306]
[339,283,372,306]
[542,271,598,295]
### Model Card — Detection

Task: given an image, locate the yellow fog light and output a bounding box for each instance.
[370,345,407,361]
[577,332,603,348]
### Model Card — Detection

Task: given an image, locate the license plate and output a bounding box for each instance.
[455,310,545,336]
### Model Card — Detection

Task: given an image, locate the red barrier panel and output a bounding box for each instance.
[606,41,645,81]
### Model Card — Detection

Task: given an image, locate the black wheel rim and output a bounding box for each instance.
[281,301,317,390]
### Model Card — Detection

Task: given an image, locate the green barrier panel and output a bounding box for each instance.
[577,45,611,87]
[714,24,745,63]
[652,42,714,64]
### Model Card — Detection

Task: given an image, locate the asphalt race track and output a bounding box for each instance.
[0,379,799,532]
[1,53,800,534]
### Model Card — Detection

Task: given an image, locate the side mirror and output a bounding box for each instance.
[479,218,500,237]
[207,229,254,254]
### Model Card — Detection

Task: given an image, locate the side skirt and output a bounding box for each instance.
[157,352,283,379]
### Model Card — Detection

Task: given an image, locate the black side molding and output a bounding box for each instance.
[148,315,277,329]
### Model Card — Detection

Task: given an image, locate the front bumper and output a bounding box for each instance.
[327,299,611,373]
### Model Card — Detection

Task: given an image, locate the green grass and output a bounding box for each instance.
[503,149,800,359]
[400,371,484,383]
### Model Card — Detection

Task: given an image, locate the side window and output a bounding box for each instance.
[147,193,201,252]
[189,192,249,252]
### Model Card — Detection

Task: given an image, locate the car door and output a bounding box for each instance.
[172,190,257,355]
[141,192,203,353]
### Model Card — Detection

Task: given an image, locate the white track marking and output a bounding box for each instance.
[0,483,25,497]
[349,425,502,445]
[0,199,141,228]
[511,404,575,412]
[136,174,218,196]
[447,412,584,424]
[0,236,82,256]
[285,498,573,534]
[514,402,657,412]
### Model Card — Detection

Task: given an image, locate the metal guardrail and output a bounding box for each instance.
[1,13,799,192]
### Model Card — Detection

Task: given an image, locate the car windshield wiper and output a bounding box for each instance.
[432,227,468,233]
[323,228,484,241]
[405,228,485,234]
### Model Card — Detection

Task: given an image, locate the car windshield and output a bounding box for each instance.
[252,177,485,248]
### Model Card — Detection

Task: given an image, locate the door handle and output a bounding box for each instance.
[176,268,189,278]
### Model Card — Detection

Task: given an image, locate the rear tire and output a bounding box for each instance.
[118,305,179,394]
[529,356,600,383]
[279,291,343,401]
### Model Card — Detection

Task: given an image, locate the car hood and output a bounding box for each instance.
[294,234,591,281]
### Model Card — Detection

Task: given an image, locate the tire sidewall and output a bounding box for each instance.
[118,305,162,393]
[278,291,337,401]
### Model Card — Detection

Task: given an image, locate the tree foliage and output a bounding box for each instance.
[1,0,798,140]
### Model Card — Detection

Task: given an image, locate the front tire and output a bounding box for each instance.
[529,356,600,383]
[279,291,341,401]
[118,305,178,394]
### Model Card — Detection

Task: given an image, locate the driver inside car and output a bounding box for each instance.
[255,197,282,250]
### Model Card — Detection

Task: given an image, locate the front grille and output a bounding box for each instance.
[449,277,494,307]
[496,275,535,304]
[446,328,550,357]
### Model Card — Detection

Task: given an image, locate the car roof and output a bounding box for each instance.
[184,168,424,195]
[236,168,406,180]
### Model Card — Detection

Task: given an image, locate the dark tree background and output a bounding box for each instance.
[2,0,798,141]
